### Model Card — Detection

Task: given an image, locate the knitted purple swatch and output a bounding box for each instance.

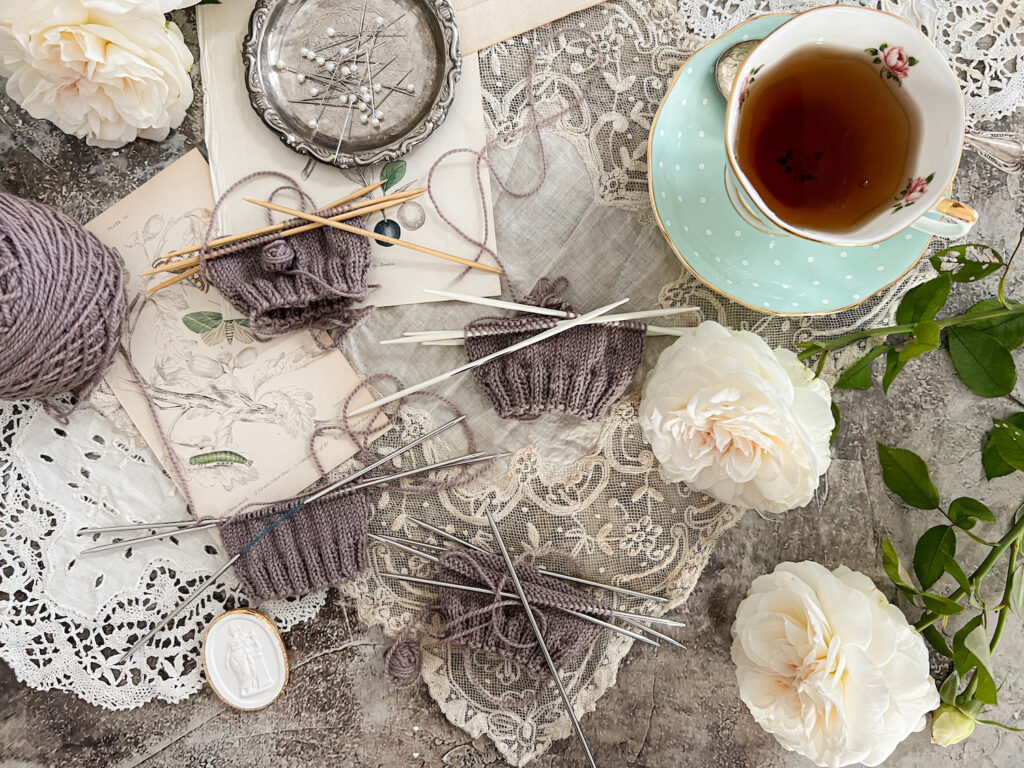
[463,279,646,421]
[204,221,373,341]
[437,548,604,676]
[219,491,369,601]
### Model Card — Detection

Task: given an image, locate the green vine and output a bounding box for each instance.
[805,228,1024,744]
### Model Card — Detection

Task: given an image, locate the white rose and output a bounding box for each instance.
[81,0,199,13]
[638,321,833,513]
[732,561,940,767]
[0,1,194,148]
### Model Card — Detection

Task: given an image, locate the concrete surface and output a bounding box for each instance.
[2,6,1024,768]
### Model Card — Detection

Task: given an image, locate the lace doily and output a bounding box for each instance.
[1,0,1018,764]
[0,390,325,710]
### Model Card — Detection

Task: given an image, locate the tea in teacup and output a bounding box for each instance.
[734,45,915,234]
[723,5,977,245]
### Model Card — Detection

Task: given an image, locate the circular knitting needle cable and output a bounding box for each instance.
[485,509,598,768]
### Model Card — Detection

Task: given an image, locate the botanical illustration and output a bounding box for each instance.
[93,150,376,517]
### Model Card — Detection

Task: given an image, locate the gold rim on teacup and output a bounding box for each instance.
[723,4,977,247]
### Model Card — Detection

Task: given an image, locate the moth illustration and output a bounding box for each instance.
[182,311,254,346]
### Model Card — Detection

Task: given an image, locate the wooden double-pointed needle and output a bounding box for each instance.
[243,197,503,275]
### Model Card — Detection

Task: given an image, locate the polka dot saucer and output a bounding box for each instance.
[647,14,933,315]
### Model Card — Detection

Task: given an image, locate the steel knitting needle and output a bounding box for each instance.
[370,535,677,627]
[406,517,670,605]
[83,415,466,540]
[370,534,661,646]
[485,509,597,768]
[618,616,686,649]
[115,415,468,663]
[377,571,659,648]
[93,451,501,555]
[348,298,629,418]
[115,453,500,664]
[79,521,221,554]
[78,519,202,535]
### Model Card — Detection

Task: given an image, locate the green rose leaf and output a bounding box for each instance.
[882,537,918,600]
[941,551,971,597]
[982,413,1024,479]
[182,311,223,334]
[829,402,841,446]
[993,419,1024,472]
[379,160,407,192]
[877,443,940,509]
[898,320,940,364]
[947,326,1017,397]
[952,616,983,676]
[963,625,998,705]
[1010,565,1024,616]
[835,345,887,389]
[882,347,905,393]
[895,273,952,324]
[921,592,964,615]
[938,670,960,705]
[962,298,1024,350]
[913,525,956,590]
[923,624,953,658]
[947,497,997,530]
[929,243,1004,283]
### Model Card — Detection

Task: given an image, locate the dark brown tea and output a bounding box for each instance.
[735,45,914,234]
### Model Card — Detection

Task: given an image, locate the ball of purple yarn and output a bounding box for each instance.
[0,192,126,412]
[384,638,423,687]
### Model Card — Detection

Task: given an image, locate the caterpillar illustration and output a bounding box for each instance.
[188,450,252,467]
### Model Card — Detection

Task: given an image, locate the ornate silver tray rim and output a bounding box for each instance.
[242,0,462,169]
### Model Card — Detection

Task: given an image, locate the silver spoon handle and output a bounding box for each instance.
[965,130,1023,174]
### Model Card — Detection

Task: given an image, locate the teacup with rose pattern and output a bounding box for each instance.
[723,5,978,246]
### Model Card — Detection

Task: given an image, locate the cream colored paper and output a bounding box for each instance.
[197,1,501,308]
[452,0,605,53]
[88,150,382,518]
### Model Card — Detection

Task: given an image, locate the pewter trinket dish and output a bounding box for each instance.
[243,0,461,168]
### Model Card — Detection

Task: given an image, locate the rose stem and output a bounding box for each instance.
[796,304,1024,363]
[914,505,1024,632]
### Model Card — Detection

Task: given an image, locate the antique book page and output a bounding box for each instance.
[88,149,384,518]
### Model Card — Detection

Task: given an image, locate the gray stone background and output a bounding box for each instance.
[2,7,1023,768]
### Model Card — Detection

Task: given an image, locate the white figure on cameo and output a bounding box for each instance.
[224,623,273,698]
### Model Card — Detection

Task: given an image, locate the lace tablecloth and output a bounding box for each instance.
[1,0,1021,764]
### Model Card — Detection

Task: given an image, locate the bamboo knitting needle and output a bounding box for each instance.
[346,298,629,418]
[423,288,699,320]
[146,266,199,294]
[141,189,424,276]
[81,414,466,538]
[243,197,504,275]
[370,537,662,645]
[150,179,389,264]
[376,571,660,648]
[485,509,597,768]
[395,326,694,347]
[406,516,670,604]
